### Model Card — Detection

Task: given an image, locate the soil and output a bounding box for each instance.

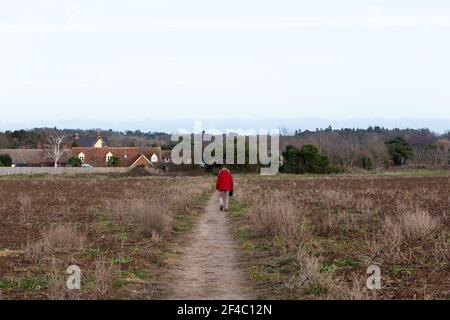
[167,193,256,300]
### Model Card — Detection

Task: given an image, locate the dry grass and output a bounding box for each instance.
[129,199,172,242]
[43,224,87,251]
[291,250,347,299]
[17,193,32,223]
[234,175,448,299]
[250,197,309,251]
[311,208,341,236]
[100,180,210,243]
[46,260,82,300]
[23,241,46,265]
[383,207,439,244]
[321,190,354,209]
[432,233,450,266]
[344,273,374,300]
[1,176,213,300]
[93,257,113,300]
[24,224,86,264]
[103,199,132,222]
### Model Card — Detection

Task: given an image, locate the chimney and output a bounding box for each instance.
[97,131,101,139]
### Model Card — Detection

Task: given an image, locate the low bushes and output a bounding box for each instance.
[24,224,86,264]
[129,199,172,242]
[234,176,447,299]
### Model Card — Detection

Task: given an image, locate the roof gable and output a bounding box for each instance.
[69,147,161,167]
[130,154,153,168]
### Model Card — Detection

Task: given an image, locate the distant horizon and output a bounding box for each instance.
[1,117,449,134]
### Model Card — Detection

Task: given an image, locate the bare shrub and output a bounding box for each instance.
[142,245,163,265]
[235,185,262,206]
[312,209,340,236]
[383,207,439,244]
[43,224,86,251]
[17,193,32,223]
[93,257,113,299]
[312,208,359,236]
[321,190,354,209]
[25,224,86,263]
[129,199,172,242]
[251,198,308,250]
[46,261,81,300]
[24,240,46,265]
[432,233,450,266]
[344,273,374,300]
[355,197,377,216]
[296,252,321,287]
[293,251,342,299]
[103,199,132,222]
[168,181,210,213]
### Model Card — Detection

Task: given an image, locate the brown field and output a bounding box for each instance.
[0,175,212,299]
[231,174,449,299]
[0,172,449,300]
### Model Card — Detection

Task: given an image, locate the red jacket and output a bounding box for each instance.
[216,168,234,191]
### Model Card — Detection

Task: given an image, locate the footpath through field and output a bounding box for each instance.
[168,193,255,299]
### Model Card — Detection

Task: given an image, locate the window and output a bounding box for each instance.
[150,153,158,163]
[78,152,85,163]
[106,152,113,163]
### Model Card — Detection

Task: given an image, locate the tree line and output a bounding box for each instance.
[0,127,449,172]
[281,127,449,173]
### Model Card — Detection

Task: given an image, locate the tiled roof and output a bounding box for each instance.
[0,149,71,165]
[70,147,161,167]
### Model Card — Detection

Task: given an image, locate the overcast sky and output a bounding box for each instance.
[0,0,449,131]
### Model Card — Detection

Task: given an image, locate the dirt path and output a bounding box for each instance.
[168,192,255,300]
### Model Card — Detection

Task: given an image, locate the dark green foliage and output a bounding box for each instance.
[281,145,330,174]
[161,141,181,150]
[67,156,82,167]
[281,145,302,173]
[298,144,330,174]
[0,154,12,167]
[107,155,121,167]
[386,137,413,166]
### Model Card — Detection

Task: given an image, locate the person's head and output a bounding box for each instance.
[219,166,230,174]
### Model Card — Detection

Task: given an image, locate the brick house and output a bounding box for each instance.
[161,150,172,163]
[70,147,162,168]
[69,133,163,168]
[0,134,165,168]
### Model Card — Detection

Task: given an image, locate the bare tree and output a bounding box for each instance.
[44,134,66,168]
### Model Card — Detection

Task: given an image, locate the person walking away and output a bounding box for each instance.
[216,167,234,211]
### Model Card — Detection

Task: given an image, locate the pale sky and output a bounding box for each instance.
[0,0,449,131]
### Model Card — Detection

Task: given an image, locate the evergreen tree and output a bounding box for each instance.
[386,137,413,165]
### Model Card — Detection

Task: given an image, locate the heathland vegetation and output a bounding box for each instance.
[231,174,449,299]
[0,176,212,299]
